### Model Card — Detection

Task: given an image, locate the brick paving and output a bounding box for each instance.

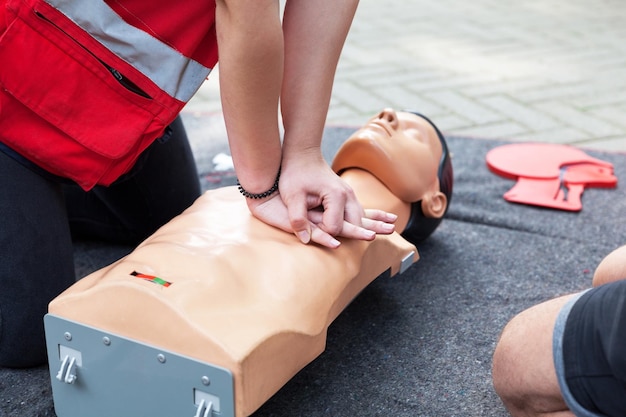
[185,0,626,152]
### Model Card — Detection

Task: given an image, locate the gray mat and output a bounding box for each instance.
[1,119,624,417]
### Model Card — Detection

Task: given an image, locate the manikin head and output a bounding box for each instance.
[332,108,453,242]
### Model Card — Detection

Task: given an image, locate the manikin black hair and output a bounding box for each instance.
[400,111,454,244]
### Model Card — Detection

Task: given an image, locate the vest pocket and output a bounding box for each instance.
[0,2,161,158]
[0,0,183,188]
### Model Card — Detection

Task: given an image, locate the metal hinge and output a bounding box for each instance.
[56,354,78,384]
[193,399,214,417]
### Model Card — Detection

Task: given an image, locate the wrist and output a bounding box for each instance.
[237,166,281,199]
[281,145,324,169]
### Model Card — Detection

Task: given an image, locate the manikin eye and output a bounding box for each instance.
[404,128,423,142]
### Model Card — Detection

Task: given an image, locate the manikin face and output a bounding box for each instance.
[333,108,444,203]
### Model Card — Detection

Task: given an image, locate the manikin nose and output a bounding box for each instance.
[376,108,400,130]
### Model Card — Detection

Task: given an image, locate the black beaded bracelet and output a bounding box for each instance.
[237,167,281,199]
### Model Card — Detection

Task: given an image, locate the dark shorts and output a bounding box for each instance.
[554,280,626,416]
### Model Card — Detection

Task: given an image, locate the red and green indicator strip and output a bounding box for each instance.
[131,271,172,287]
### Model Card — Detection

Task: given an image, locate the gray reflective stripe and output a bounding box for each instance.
[45,0,211,102]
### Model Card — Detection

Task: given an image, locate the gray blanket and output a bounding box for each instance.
[1,123,624,417]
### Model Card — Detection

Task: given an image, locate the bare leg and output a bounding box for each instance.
[494,244,626,416]
[492,295,576,417]
[592,244,626,287]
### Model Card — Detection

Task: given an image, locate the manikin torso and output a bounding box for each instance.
[47,109,446,416]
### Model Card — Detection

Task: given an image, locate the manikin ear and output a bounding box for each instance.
[420,191,448,219]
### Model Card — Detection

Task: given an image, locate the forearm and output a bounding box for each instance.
[214,0,393,246]
[215,0,283,193]
[280,0,359,167]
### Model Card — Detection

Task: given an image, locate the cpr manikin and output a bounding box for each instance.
[44,109,453,417]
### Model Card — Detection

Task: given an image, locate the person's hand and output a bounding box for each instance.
[306,207,398,247]
[246,193,397,249]
[276,154,397,247]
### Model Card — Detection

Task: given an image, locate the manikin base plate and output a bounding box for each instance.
[45,314,234,417]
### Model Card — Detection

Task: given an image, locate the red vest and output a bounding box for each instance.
[0,0,218,190]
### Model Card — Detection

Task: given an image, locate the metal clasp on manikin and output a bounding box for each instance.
[193,399,214,417]
[56,354,78,384]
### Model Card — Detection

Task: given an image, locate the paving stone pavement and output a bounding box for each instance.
[185,0,626,152]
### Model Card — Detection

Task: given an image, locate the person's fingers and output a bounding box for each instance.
[310,226,342,249]
[360,217,395,235]
[335,221,376,240]
[363,209,398,224]
[286,193,312,244]
[319,193,347,236]
[309,209,397,236]
[308,219,391,248]
[342,194,365,226]
[308,212,381,241]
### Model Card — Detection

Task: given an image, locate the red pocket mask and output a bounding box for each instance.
[486,143,617,211]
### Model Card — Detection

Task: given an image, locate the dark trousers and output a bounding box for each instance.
[0,117,200,367]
